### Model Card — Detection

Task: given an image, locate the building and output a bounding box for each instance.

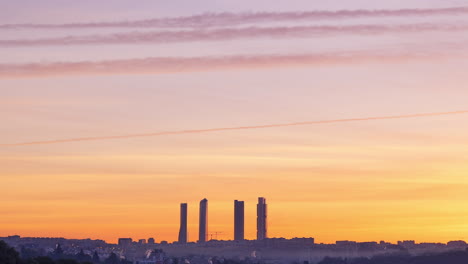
[118,238,133,247]
[199,198,208,242]
[447,240,467,248]
[257,197,267,240]
[398,240,416,249]
[234,200,245,241]
[178,203,188,243]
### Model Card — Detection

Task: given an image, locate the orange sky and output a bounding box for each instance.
[2,115,468,244]
[2,1,468,245]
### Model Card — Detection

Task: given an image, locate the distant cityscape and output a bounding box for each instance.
[176,197,268,243]
[2,233,468,264]
[2,196,468,264]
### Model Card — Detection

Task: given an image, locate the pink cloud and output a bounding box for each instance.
[1,23,467,47]
[1,7,468,29]
[0,46,463,79]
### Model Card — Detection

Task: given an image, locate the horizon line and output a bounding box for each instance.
[1,234,466,245]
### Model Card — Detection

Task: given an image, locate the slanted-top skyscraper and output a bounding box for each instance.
[178,203,188,243]
[199,198,208,242]
[234,200,245,241]
[257,197,267,240]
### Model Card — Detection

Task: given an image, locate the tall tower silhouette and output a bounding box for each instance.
[199,198,208,242]
[178,203,188,243]
[234,200,245,241]
[257,197,267,240]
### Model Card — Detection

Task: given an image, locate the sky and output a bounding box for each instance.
[2,0,468,244]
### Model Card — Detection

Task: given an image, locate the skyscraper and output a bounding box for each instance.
[199,198,208,242]
[257,197,267,240]
[234,200,245,241]
[178,203,188,243]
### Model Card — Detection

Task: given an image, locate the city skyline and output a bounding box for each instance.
[6,195,468,244]
[2,0,468,246]
[4,233,468,264]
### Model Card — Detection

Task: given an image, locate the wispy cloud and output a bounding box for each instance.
[1,7,468,29]
[1,23,467,47]
[2,111,467,146]
[0,47,460,79]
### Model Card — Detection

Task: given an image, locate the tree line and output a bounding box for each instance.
[0,240,131,264]
[317,249,468,264]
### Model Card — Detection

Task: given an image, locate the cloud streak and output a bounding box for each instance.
[2,111,467,146]
[0,47,459,79]
[1,23,467,47]
[1,7,468,29]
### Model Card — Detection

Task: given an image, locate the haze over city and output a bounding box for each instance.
[2,0,468,253]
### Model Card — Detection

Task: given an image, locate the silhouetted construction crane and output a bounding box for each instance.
[209,231,224,240]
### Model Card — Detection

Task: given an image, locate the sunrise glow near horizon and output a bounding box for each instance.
[2,0,468,245]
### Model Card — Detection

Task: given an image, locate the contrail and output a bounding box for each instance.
[1,7,468,29]
[0,47,460,79]
[2,23,467,47]
[1,111,467,147]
